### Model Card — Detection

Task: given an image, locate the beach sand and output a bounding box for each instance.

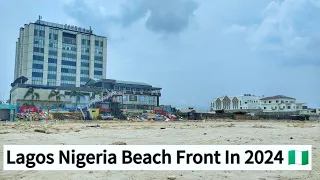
[0,120,319,180]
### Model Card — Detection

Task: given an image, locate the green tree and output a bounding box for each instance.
[23,87,40,106]
[70,91,85,107]
[90,89,104,100]
[48,90,65,107]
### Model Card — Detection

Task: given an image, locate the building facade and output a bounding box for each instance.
[86,79,161,112]
[260,95,307,112]
[210,94,261,111]
[14,19,107,87]
[10,78,162,112]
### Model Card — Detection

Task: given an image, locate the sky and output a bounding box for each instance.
[1,0,319,109]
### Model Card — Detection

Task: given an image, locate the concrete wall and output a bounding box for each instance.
[10,87,91,107]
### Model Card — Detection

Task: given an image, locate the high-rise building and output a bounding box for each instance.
[14,19,107,87]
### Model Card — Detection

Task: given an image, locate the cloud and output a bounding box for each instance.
[63,0,199,35]
[246,0,320,66]
[59,0,320,108]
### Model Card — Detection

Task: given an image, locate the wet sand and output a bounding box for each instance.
[0,120,319,180]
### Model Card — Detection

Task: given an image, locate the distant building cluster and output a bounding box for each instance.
[210,94,308,113]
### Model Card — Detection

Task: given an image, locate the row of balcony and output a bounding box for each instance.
[101,89,161,96]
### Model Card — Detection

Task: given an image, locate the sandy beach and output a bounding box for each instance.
[0,120,319,180]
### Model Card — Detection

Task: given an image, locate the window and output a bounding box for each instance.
[62,60,76,66]
[94,56,103,61]
[269,101,271,103]
[39,30,45,37]
[62,53,77,59]
[32,72,43,77]
[94,71,102,75]
[287,106,291,109]
[94,63,103,68]
[81,69,89,74]
[81,55,90,60]
[48,66,57,71]
[49,50,58,56]
[87,40,90,45]
[33,55,44,61]
[81,62,89,67]
[48,58,57,64]
[245,102,247,104]
[129,95,137,101]
[95,40,99,46]
[80,77,89,82]
[34,30,38,36]
[62,32,76,38]
[264,101,266,103]
[264,107,266,109]
[61,76,76,81]
[48,74,56,79]
[32,64,43,69]
[82,39,86,45]
[276,100,279,103]
[61,68,76,74]
[100,41,103,47]
[62,37,76,45]
[33,47,44,53]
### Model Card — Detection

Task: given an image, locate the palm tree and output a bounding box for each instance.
[90,89,103,100]
[48,90,65,106]
[23,87,40,106]
[70,90,85,107]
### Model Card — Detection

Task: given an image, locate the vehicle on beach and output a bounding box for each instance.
[101,114,114,120]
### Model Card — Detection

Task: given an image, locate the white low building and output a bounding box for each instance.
[210,94,261,111]
[260,95,307,112]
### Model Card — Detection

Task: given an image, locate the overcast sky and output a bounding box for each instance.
[1,0,319,109]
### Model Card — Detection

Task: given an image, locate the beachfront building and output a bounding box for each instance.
[10,83,94,108]
[14,18,107,87]
[260,95,307,112]
[210,94,261,111]
[10,78,161,112]
[85,78,161,112]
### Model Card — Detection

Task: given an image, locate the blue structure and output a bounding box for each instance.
[0,104,16,121]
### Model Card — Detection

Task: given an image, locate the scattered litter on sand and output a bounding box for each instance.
[111,141,127,145]
[86,125,100,128]
[34,129,47,133]
[252,124,272,128]
[160,127,166,129]
[215,123,235,128]
[0,131,9,134]
[167,176,177,180]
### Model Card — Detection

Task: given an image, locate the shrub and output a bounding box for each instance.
[96,114,102,120]
[51,113,67,120]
